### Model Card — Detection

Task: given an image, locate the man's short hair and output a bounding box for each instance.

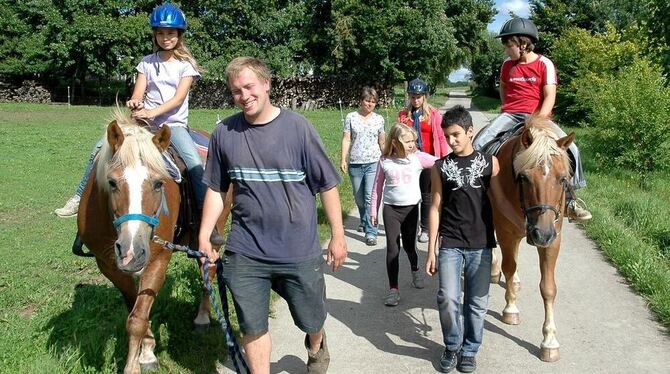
[442,105,473,130]
[225,56,271,86]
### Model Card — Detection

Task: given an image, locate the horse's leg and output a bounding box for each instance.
[499,235,522,325]
[490,248,501,283]
[95,257,138,310]
[194,189,232,329]
[124,252,170,374]
[537,244,560,362]
[193,257,214,330]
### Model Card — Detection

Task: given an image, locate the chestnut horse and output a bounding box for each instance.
[486,116,574,362]
[76,110,228,374]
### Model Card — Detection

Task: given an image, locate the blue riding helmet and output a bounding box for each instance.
[407,78,429,95]
[150,3,187,30]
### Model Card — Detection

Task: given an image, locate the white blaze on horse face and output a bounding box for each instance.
[123,165,150,241]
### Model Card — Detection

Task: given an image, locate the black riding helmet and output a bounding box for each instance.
[496,18,539,43]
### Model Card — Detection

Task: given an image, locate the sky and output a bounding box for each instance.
[448,0,530,82]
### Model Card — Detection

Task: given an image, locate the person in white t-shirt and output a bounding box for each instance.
[56,3,223,249]
[340,87,385,246]
[370,123,437,307]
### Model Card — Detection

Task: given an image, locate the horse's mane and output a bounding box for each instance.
[513,116,572,176]
[95,108,170,192]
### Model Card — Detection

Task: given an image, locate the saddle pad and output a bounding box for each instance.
[188,129,209,165]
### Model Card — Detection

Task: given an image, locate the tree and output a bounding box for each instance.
[469,32,503,96]
[530,0,651,54]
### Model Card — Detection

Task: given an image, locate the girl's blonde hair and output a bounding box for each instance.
[152,30,203,73]
[383,123,417,158]
[405,92,434,122]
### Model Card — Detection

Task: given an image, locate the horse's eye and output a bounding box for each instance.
[518,174,528,182]
[108,179,118,191]
[153,180,164,191]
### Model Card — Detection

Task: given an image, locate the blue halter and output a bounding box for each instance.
[112,187,169,230]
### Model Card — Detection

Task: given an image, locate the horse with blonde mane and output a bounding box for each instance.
[486,115,575,362]
[76,109,229,374]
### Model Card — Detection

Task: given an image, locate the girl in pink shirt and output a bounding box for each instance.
[370,123,437,306]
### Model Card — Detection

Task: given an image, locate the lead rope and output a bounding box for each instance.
[152,237,249,373]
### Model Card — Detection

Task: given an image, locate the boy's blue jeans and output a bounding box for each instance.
[437,247,492,357]
[348,162,378,238]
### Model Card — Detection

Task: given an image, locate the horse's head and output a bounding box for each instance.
[513,117,574,247]
[96,111,171,274]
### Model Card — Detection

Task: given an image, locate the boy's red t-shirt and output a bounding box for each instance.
[500,55,558,114]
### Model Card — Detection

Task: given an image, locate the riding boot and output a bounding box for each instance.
[71,232,94,257]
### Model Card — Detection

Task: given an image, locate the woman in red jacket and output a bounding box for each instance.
[398,78,450,242]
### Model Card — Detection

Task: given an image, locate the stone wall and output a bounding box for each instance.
[190,76,395,110]
[0,80,51,103]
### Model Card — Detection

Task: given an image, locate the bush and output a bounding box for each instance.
[585,58,670,186]
[552,25,640,126]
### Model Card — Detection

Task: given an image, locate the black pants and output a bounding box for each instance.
[419,168,432,231]
[382,204,420,289]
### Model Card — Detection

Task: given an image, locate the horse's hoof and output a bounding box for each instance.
[502,312,520,325]
[512,281,521,292]
[140,360,159,372]
[490,273,501,284]
[540,347,560,362]
[194,322,210,332]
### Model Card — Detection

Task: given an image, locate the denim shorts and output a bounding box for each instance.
[221,252,327,336]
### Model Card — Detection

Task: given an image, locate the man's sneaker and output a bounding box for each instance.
[365,236,377,246]
[439,349,458,373]
[567,198,592,223]
[418,230,429,243]
[357,224,365,233]
[55,195,80,218]
[411,269,425,289]
[457,355,477,373]
[305,330,330,373]
[384,289,400,306]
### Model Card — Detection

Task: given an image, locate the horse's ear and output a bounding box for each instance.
[520,128,533,149]
[557,132,575,150]
[107,120,124,153]
[152,125,171,152]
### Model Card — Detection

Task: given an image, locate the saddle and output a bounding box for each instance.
[479,121,525,156]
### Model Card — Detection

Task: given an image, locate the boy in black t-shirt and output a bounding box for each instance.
[425,105,500,373]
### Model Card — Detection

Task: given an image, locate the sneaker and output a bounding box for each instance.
[305,330,330,373]
[439,349,458,373]
[384,289,400,306]
[365,237,377,246]
[411,269,425,289]
[357,224,365,233]
[567,198,592,223]
[418,230,429,243]
[457,355,477,373]
[55,195,80,218]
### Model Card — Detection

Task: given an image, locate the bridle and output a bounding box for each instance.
[111,184,169,236]
[511,139,566,226]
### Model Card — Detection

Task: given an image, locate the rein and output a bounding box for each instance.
[152,236,250,374]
